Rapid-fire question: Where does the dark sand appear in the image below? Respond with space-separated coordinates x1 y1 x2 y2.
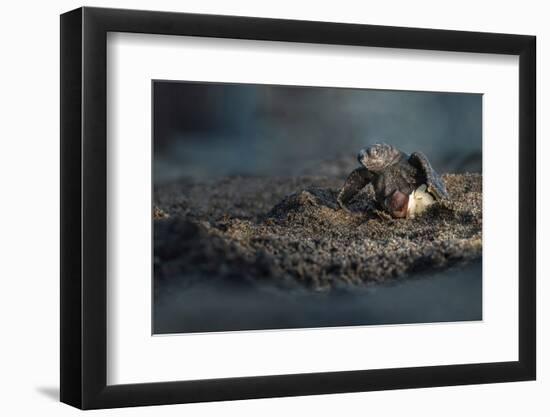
154 173 481 290
154 260 482 334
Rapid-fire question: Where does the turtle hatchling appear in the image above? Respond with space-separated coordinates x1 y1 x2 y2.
337 143 448 218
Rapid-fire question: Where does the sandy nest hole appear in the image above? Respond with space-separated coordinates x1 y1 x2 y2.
154 173 482 289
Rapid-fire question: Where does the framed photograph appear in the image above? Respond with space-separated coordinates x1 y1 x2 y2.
60 6 536 409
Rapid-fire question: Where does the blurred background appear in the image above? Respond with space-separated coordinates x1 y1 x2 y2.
153 81 482 183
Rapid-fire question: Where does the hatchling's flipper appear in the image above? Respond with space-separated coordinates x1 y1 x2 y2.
337 167 373 210
408 152 449 201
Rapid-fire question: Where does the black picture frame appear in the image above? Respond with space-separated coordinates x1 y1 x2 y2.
60 6 536 410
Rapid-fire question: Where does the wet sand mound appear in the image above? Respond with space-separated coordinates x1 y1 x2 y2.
154 173 482 290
